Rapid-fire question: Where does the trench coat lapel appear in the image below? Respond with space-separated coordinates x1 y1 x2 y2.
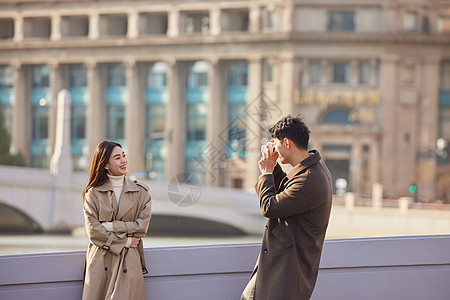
287 150 321 181
97 181 117 220
116 178 140 220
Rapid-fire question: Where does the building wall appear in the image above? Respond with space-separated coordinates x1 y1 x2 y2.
0 0 449 199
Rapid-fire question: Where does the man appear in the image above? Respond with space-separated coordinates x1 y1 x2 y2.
241 115 332 300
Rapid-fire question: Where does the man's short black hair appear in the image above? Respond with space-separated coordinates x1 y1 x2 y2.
269 115 310 150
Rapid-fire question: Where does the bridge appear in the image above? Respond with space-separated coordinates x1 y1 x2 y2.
3 162 450 237
0 164 267 235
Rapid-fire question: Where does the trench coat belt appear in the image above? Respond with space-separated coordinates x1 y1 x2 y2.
100 233 116 255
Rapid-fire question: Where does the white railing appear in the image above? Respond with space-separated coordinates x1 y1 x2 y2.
1 236 450 300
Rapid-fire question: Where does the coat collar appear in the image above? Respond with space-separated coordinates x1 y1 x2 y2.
287 150 321 180
97 176 140 193
96 177 140 220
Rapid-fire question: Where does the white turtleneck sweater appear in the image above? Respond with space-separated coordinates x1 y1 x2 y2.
102 174 132 248
107 173 124 204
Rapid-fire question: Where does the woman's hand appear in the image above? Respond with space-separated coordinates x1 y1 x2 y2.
130 237 141 248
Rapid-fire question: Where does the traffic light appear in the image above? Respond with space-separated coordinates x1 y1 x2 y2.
408 184 417 194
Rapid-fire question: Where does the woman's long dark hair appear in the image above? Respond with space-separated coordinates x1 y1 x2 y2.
82 141 122 202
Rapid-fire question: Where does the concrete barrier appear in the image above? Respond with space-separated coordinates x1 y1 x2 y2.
1 236 450 300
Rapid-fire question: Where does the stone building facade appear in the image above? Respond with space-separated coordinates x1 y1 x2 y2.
0 0 449 201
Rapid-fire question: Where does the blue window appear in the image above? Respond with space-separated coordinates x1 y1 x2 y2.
185 61 209 183
310 61 321 84
106 63 126 145
323 109 352 124
331 62 351 84
31 65 50 168
0 65 13 136
327 11 355 32
145 62 168 181
68 64 88 171
226 60 248 159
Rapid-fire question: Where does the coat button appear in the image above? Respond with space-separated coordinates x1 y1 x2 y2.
123 269 127 273
104 267 108 271
264 249 268 254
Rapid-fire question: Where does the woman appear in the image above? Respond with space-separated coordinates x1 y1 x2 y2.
82 141 152 300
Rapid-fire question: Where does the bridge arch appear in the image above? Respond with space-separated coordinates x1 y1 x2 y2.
0 201 43 233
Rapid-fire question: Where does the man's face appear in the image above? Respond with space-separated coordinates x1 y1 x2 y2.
272 138 288 163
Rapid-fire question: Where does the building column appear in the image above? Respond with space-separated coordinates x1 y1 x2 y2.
351 60 358 86
245 57 263 191
51 14 61 41
279 55 295 116
369 138 381 193
205 59 226 186
127 11 139 39
380 54 399 197
417 58 440 201
301 59 310 86
11 63 30 164
249 5 261 33
209 7 221 36
281 3 293 32
14 16 23 42
125 60 145 174
167 9 180 37
320 59 327 85
165 60 185 181
48 63 66 161
370 59 378 87
86 62 105 163
89 13 99 40
350 141 362 194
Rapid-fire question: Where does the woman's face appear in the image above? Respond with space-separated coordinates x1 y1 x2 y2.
105 146 128 176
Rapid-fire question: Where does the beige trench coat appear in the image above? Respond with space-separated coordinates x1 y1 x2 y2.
82 177 152 300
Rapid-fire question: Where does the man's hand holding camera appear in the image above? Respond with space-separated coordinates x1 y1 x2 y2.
259 141 278 174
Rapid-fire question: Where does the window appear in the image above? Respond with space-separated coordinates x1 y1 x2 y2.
404 12 418 31
146 62 167 88
139 13 168 35
263 60 277 82
107 64 126 87
359 62 371 85
187 61 209 87
0 65 13 88
69 65 87 88
71 105 86 139
183 12 209 35
99 15 127 37
441 62 450 90
23 17 51 38
106 105 125 140
32 66 50 88
438 9 450 33
331 62 351 84
227 61 248 86
261 7 278 30
61 16 89 38
186 104 207 141
402 64 415 85
221 9 249 32
226 61 248 160
310 61 321 84
327 12 355 32
0 19 14 40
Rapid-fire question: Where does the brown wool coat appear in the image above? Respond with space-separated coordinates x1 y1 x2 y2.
252 150 332 300
82 177 152 300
